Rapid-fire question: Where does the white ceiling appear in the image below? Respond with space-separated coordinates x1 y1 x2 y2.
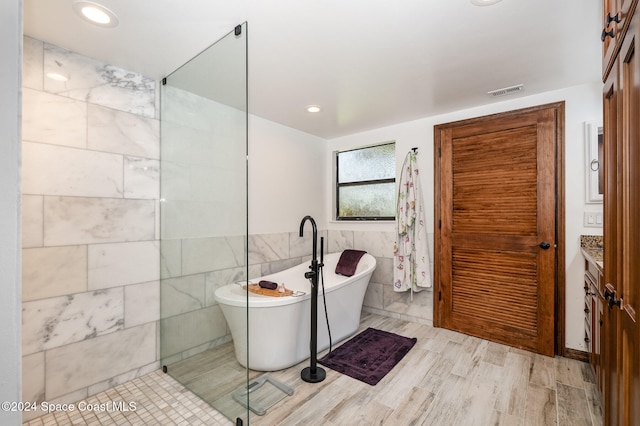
23 0 603 139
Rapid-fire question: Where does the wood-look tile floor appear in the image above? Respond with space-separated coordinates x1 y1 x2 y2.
248 313 603 426
24 312 604 425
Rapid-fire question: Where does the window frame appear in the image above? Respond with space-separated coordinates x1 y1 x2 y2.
335 141 396 221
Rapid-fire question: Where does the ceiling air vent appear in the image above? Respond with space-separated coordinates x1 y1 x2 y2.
487 84 524 97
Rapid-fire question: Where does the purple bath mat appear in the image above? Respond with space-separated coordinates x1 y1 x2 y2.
319 327 417 386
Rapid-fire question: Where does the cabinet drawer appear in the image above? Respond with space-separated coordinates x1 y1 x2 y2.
587 261 599 286
585 269 601 297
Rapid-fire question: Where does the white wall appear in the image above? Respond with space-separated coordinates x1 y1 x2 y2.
0 0 22 424
248 114 327 234
327 81 603 352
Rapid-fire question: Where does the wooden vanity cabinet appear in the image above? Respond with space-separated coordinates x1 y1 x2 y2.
596 271 607 398
584 259 604 388
584 278 592 354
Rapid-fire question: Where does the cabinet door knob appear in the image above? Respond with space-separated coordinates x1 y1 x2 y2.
607 296 622 309
602 28 615 42
539 241 551 250
606 12 621 26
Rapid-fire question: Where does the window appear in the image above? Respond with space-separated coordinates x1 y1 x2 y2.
335 142 396 220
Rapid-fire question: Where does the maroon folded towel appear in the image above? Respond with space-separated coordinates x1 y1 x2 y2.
258 280 278 290
335 250 367 277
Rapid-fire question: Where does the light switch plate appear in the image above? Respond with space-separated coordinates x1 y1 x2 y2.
584 211 603 228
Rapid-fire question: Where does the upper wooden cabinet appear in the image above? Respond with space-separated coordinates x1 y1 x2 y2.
602 0 617 75
602 0 638 79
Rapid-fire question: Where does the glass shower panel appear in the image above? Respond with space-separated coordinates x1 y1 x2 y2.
160 23 248 424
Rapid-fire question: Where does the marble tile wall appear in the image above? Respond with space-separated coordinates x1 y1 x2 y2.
21 36 160 421
327 229 435 326
244 229 434 326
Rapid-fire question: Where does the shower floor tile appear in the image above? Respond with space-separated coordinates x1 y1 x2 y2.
22 369 229 426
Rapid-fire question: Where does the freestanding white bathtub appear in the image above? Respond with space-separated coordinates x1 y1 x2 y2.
214 251 376 371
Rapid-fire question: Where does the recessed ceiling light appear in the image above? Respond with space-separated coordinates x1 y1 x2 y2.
72 1 119 27
306 105 321 113
471 0 502 6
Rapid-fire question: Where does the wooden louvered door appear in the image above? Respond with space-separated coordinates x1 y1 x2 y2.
434 104 562 357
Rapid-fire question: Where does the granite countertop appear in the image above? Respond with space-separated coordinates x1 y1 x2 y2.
580 235 603 272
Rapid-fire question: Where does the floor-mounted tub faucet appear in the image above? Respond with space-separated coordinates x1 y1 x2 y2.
299 215 317 280
299 215 326 383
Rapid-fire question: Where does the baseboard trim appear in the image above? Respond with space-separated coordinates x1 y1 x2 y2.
564 347 590 362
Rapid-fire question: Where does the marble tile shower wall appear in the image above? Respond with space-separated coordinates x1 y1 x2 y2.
21 37 160 420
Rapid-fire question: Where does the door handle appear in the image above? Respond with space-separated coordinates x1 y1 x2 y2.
539 241 551 250
604 283 622 309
